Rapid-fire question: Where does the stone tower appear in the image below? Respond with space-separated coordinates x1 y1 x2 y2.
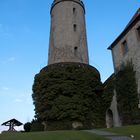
32 0 103 130
48 0 89 65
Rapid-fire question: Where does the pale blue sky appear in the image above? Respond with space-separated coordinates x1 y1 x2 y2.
0 0 139 131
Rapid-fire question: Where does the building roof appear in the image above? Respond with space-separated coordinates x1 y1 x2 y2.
103 73 115 88
2 118 23 126
108 8 140 50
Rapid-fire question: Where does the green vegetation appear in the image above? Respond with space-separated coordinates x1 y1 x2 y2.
103 62 140 125
0 131 108 140
115 63 140 125
103 74 115 110
30 121 44 132
32 63 105 130
102 125 140 140
23 119 44 132
24 122 31 132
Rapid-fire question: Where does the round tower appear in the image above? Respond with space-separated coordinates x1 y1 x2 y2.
32 0 104 130
48 0 89 65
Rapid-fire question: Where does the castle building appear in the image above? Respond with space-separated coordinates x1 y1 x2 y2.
107 8 140 127
108 8 140 104
33 0 140 129
108 8 140 74
48 0 89 65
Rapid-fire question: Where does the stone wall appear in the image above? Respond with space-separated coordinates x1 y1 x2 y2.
48 0 89 65
107 18 140 128
112 20 140 94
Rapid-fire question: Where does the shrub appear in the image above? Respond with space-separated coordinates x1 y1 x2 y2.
32 62 104 130
30 122 44 132
24 122 31 132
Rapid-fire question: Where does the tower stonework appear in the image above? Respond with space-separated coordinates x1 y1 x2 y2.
32 0 103 130
48 0 89 64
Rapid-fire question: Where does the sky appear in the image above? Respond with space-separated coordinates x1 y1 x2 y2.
0 0 139 132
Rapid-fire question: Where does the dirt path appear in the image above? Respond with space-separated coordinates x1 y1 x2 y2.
85 129 134 140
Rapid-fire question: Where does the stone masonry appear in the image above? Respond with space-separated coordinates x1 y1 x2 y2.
48 0 89 65
111 13 140 98
107 9 140 127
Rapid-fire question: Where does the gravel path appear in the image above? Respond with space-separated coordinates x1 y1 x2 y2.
85 129 135 140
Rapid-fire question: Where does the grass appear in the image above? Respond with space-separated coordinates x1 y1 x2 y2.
0 130 108 140
102 125 140 140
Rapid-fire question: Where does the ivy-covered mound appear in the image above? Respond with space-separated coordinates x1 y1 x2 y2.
32 62 105 130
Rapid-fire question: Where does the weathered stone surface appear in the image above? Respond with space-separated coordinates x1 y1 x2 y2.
109 13 140 127
72 122 83 129
48 0 89 64
111 20 140 94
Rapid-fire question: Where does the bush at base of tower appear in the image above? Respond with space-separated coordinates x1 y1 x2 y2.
32 62 105 130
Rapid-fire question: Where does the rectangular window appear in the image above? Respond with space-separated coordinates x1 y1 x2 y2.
136 26 140 40
73 8 76 14
121 40 128 56
73 24 77 32
74 46 78 56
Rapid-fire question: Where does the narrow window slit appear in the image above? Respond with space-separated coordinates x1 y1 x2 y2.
73 24 77 32
73 8 76 14
121 40 128 56
74 46 78 56
136 26 140 41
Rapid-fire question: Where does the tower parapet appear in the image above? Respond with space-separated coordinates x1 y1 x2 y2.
51 0 85 14
48 0 89 65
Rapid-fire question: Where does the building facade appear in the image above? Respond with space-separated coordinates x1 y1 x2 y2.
107 8 140 127
108 8 140 102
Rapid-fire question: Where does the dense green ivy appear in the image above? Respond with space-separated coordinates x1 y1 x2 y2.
103 63 140 126
115 63 140 125
32 63 105 130
103 74 115 110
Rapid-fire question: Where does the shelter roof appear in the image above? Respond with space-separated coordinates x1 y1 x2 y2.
2 118 23 126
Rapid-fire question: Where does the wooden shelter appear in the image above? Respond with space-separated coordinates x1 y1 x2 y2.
2 118 23 131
